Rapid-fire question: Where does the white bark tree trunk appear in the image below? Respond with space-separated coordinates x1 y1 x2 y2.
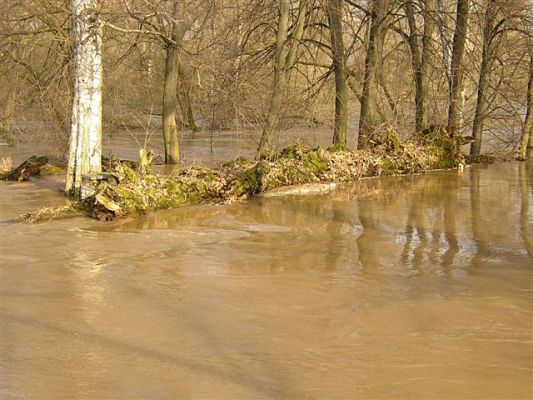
66 0 103 198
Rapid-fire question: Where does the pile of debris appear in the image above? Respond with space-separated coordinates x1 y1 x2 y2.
16 129 467 222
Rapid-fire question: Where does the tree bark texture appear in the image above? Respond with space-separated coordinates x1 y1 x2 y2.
162 0 182 164
447 0 470 135
66 0 103 198
405 0 435 132
327 0 348 146
358 0 390 149
257 0 308 157
471 0 496 155
518 54 533 160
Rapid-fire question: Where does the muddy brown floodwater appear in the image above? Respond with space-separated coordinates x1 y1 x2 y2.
1 159 532 399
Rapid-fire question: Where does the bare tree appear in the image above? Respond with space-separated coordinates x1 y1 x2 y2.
66 0 103 197
517 53 532 160
326 0 348 146
404 0 436 132
470 0 497 155
256 0 309 157
447 0 470 135
358 0 390 149
162 0 182 164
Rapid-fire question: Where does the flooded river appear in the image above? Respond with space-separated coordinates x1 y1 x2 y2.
1 160 532 398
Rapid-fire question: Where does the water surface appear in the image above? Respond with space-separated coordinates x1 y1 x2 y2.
1 162 532 399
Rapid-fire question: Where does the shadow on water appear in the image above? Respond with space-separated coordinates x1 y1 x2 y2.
2 314 296 397
3 312 293 398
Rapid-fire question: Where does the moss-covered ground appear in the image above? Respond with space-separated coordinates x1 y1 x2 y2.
17 130 469 222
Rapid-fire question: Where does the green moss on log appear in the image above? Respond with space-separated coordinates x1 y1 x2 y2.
17 129 466 222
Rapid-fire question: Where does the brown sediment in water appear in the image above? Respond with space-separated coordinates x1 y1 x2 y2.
16 130 470 223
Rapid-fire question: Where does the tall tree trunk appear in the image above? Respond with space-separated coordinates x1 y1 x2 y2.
470 0 496 155
327 0 348 146
358 0 390 149
66 0 103 198
257 0 308 157
420 0 435 130
447 0 470 135
518 54 533 160
162 1 181 164
437 0 453 86
405 0 435 132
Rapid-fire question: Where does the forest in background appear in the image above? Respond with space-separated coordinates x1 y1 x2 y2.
0 0 532 162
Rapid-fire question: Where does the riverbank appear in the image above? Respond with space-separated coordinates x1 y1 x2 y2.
14 129 475 223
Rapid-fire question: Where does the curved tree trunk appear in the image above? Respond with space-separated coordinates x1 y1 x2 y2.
447 0 470 135
327 0 348 146
66 0 103 198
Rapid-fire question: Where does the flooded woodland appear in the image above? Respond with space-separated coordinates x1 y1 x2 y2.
1 0 533 398
1 130 532 398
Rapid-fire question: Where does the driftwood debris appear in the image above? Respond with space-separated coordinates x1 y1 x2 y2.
1 156 65 182
260 182 338 197
15 131 473 223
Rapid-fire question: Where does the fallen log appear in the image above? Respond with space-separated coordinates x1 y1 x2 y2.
260 182 338 197
1 156 65 181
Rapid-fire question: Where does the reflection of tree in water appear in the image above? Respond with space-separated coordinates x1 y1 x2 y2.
355 173 462 274
470 167 488 266
394 172 461 273
441 176 460 270
356 199 379 275
400 192 429 272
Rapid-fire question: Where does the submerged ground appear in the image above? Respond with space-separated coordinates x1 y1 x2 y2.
1 158 532 398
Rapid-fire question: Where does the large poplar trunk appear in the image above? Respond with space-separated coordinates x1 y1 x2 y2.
447 0 470 135
327 0 348 146
405 0 435 132
66 0 103 198
358 0 390 149
162 1 181 164
518 54 533 160
470 0 496 155
257 0 308 157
